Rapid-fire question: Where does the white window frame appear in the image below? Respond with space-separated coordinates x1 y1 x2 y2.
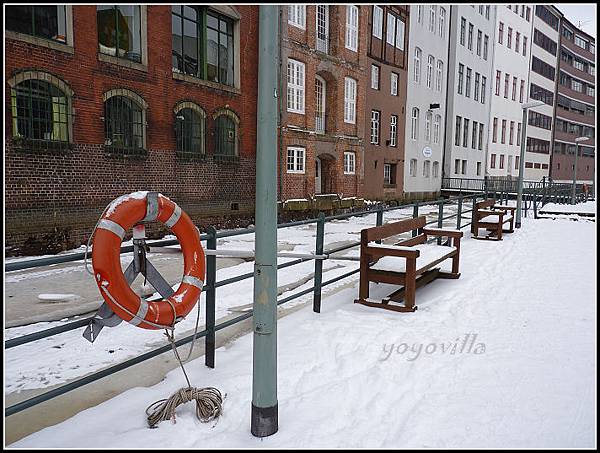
433 114 441 144
436 60 443 92
414 47 421 83
344 151 356 174
386 12 396 46
371 64 380 90
426 55 434 89
345 5 359 52
370 110 380 144
425 111 432 142
287 58 305 114
411 107 419 141
372 6 383 39
433 161 440 178
409 159 417 177
428 5 436 33
439 8 445 37
288 5 306 30
390 114 397 146
344 77 357 124
287 146 305 173
384 163 392 184
391 72 398 96
396 17 405 50
423 160 431 178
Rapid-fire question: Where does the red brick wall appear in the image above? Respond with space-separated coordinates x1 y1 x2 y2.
5 5 259 254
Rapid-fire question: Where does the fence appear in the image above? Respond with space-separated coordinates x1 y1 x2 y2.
2 190 537 417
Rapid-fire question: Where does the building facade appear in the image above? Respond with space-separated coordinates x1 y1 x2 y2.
444 4 496 182
551 17 595 183
5 5 259 254
403 4 450 200
525 5 562 180
363 5 410 201
279 5 367 201
487 5 534 180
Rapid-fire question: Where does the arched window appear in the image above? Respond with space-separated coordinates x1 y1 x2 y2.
9 71 73 150
411 107 419 140
213 108 240 161
414 47 422 83
103 89 147 152
174 102 206 157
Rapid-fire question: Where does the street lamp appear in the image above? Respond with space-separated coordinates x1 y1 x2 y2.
572 136 590 204
516 100 545 228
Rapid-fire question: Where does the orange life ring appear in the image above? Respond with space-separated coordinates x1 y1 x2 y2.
91 191 205 330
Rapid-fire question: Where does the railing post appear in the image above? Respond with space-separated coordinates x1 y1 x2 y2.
375 204 384 244
533 188 538 219
437 199 444 245
313 213 325 313
484 175 489 199
542 176 547 206
456 194 463 230
205 226 217 368
412 203 419 237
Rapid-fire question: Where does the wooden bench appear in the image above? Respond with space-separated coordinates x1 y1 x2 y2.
354 216 462 312
471 199 516 241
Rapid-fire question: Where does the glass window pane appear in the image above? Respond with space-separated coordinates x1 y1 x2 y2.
117 5 141 62
34 6 62 41
183 6 197 21
207 28 219 82
6 6 33 35
183 18 198 76
172 14 183 72
97 6 117 55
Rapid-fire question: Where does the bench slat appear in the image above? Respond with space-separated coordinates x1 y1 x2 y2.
365 216 426 242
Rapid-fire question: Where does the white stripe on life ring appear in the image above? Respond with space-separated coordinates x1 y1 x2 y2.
97 219 126 240
129 298 149 326
182 275 204 290
164 204 182 229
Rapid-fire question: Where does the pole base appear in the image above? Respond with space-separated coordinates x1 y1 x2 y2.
251 403 278 437
515 222 521 229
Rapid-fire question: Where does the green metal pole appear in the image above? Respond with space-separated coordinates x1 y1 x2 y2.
571 142 579 204
412 204 419 237
313 213 325 313
251 4 279 438
456 194 463 230
515 106 527 228
205 226 217 368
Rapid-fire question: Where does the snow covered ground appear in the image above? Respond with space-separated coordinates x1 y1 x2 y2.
539 200 596 215
8 211 596 448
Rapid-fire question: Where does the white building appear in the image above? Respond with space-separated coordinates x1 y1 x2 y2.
443 5 496 181
487 4 534 180
525 4 562 180
403 4 450 200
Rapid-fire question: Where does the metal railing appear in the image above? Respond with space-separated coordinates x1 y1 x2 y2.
5 191 522 417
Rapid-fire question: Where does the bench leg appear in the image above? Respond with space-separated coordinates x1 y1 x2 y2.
497 224 503 240
404 259 417 311
357 257 369 302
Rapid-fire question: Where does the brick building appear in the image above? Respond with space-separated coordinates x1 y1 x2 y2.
279 5 367 202
551 16 595 183
363 5 410 201
5 5 259 254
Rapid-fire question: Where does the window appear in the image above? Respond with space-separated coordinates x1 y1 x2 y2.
507 27 512 49
414 47 422 83
344 152 356 174
391 72 398 96
501 119 506 144
439 8 445 37
528 111 552 130
214 109 239 158
103 92 146 151
454 159 461 174
490 154 496 169
476 162 482 176
465 68 472 98
574 35 588 50
531 56 555 81
454 115 462 146
425 111 432 142
384 163 392 184
530 83 554 105
462 160 467 175
6 5 68 44
98 5 142 63
468 23 473 50
171 7 235 87
344 77 357 124
519 80 525 103
411 108 419 140
455 116 462 146
433 161 440 178
512 76 517 101
390 115 397 146
417 5 423 24
372 6 383 39
370 110 380 144
10 75 71 146
495 70 501 96
371 64 380 90
509 121 514 145
571 79 583 92
436 61 443 92
458 64 464 95
346 5 359 51
386 12 396 46
471 121 477 149
396 17 405 50
504 73 509 98
483 35 489 60
499 154 505 170
423 160 431 178
428 5 436 33
460 17 466 45
477 30 482 56
526 7 531 21
498 22 504 44
515 32 520 54
315 76 326 133
515 155 520 170
492 117 498 143
463 118 469 147
409 160 417 177
517 123 521 146
287 59 305 114
288 5 306 29
481 76 486 104
427 55 434 89
535 6 558 31
523 36 527 56
434 114 441 144
316 5 329 53
534 29 557 56
175 104 206 156
478 123 484 150
287 146 305 173
474 73 480 101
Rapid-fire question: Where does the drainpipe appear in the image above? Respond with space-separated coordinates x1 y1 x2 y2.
440 6 453 183
251 5 279 438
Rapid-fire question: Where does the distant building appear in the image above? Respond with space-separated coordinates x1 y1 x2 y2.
403 4 450 201
362 5 410 201
444 5 496 182
551 16 595 183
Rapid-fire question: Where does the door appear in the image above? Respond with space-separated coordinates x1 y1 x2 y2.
315 158 322 194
